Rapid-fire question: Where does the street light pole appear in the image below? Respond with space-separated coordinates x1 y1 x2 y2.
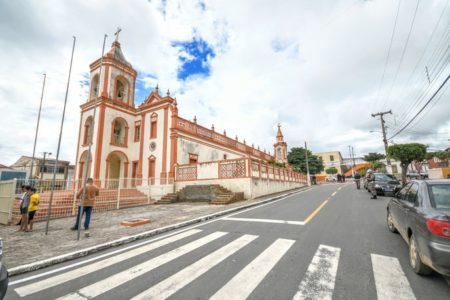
348 145 354 177
29 73 46 183
40 151 52 180
305 141 311 186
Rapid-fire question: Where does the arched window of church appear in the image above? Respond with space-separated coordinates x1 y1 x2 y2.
111 118 128 147
83 117 93 145
90 75 99 100
115 78 129 103
277 148 282 159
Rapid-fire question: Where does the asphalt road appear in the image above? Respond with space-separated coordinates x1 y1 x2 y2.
6 183 450 299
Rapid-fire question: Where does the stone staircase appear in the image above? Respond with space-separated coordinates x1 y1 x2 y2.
156 193 179 204
157 184 245 205
210 185 245 205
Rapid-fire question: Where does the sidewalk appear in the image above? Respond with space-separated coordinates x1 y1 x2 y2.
1 188 307 270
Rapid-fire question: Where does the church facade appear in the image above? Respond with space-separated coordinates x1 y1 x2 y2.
75 39 298 197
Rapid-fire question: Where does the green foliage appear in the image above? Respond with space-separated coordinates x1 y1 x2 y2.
288 147 324 174
372 161 386 171
434 150 450 161
363 152 386 163
388 143 427 185
325 167 338 174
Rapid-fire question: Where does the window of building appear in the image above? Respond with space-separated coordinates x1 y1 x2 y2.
150 113 158 139
111 118 128 147
134 121 141 142
223 154 227 160
330 155 335 161
115 77 129 103
83 117 93 145
189 153 198 164
90 75 99 100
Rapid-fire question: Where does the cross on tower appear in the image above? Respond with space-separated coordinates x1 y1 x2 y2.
114 27 122 42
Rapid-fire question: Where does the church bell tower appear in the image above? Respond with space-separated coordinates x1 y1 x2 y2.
274 124 288 165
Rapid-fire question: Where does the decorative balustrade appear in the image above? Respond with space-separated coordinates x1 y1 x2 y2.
175 117 272 161
219 159 247 178
174 158 306 184
176 164 198 181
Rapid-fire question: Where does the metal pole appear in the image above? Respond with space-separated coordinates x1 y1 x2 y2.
348 145 354 177
351 147 356 173
45 37 76 235
29 73 46 184
305 141 311 186
77 34 108 240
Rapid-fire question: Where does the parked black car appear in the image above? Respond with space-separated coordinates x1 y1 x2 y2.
386 180 450 276
0 238 8 299
367 173 401 196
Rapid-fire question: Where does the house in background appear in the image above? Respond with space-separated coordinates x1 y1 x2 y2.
315 151 345 176
10 156 71 181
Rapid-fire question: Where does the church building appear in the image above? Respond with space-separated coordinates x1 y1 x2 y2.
75 38 299 199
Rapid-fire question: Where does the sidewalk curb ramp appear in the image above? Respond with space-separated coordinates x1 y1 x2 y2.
9 186 310 276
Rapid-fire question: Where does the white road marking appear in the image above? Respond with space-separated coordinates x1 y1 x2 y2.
11 188 311 287
211 238 295 300
223 217 305 226
293 244 341 300
56 231 228 300
371 254 417 300
131 234 259 300
14 229 202 297
331 191 337 196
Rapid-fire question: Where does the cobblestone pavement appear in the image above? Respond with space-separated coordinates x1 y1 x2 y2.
0 191 301 269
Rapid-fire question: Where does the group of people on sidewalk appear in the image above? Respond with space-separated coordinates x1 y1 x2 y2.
16 178 99 233
16 185 40 232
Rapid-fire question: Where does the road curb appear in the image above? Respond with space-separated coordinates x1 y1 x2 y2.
8 186 310 276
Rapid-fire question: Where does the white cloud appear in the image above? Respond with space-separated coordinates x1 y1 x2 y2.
0 0 448 166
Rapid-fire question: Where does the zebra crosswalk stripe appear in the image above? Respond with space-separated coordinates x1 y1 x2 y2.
293 244 341 300
56 231 228 300
211 238 295 300
130 234 259 300
14 229 202 297
371 253 417 300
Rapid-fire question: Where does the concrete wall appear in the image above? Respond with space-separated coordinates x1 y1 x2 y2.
177 137 242 165
250 178 305 198
136 184 174 200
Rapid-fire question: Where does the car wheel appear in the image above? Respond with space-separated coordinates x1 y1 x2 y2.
409 234 432 275
387 211 398 233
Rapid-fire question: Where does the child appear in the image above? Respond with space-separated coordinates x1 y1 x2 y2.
28 187 40 231
18 186 31 232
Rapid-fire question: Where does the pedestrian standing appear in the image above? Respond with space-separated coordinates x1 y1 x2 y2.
15 185 27 226
71 178 99 231
354 172 361 189
367 170 377 199
18 186 31 231
28 187 40 231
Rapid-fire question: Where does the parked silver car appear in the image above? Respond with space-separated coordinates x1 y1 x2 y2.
386 180 450 276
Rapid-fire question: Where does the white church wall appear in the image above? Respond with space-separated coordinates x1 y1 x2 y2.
250 178 304 198
142 107 167 178
77 108 99 178
175 178 253 199
177 136 242 165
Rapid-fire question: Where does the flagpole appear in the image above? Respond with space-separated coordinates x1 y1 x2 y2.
29 73 46 184
45 37 76 235
77 33 108 241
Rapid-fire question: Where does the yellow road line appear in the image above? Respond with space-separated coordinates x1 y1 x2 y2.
303 200 329 224
331 191 337 196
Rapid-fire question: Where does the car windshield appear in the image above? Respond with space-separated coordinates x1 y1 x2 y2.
429 184 450 209
374 174 396 181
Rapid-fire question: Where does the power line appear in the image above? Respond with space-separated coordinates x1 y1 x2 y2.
373 0 402 112
381 0 421 111
388 72 450 140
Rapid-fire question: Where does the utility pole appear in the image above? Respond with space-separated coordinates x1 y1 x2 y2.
371 110 392 173
40 151 52 180
305 141 311 186
348 145 354 177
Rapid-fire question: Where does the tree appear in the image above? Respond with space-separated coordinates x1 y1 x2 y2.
388 143 427 186
326 167 338 175
288 147 324 174
363 152 386 169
